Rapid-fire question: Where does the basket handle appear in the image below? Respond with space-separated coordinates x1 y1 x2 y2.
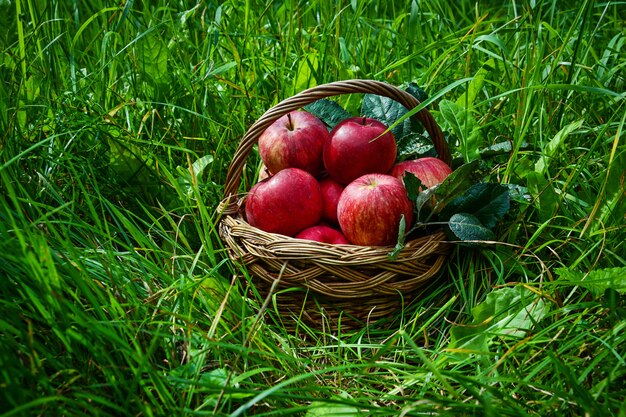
221 79 451 212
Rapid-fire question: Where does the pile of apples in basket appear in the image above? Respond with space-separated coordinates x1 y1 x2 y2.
245 96 514 248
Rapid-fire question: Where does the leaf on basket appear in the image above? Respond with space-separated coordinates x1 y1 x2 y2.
304 98 351 129
388 214 407 260
441 182 511 229
404 81 429 103
402 171 424 203
429 160 483 214
396 132 435 161
361 93 417 141
440 182 511 243
447 213 495 242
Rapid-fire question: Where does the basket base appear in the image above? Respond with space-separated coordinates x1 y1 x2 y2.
220 215 451 332
241 277 440 332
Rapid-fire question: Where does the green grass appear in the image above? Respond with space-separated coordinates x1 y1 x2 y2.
1 0 625 416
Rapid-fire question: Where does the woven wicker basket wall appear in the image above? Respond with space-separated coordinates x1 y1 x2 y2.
217 80 453 330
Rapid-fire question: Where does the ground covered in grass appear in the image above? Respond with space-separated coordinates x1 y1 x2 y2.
1 1 625 416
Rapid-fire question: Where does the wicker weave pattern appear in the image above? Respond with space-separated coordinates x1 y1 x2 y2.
217 80 452 329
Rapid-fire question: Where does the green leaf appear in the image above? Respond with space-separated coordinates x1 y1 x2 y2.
441 182 511 228
456 58 495 107
388 214 407 260
595 146 626 231
555 267 626 296
534 118 585 175
396 132 435 161
526 171 559 221
479 140 531 158
24 75 41 101
405 81 428 102
304 99 351 129
413 189 436 221
138 33 170 86
198 367 233 388
305 400 360 417
429 160 483 213
293 50 319 94
439 99 482 162
207 61 237 77
200 273 237 312
108 138 151 183
403 172 424 203
168 366 236 390
506 183 532 204
176 154 214 195
447 213 495 241
361 93 416 140
448 286 550 356
479 140 513 157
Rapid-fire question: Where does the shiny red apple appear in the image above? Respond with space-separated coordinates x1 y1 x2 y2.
245 168 323 237
389 157 452 189
318 177 345 225
258 110 330 178
337 173 413 246
295 224 350 244
323 117 397 185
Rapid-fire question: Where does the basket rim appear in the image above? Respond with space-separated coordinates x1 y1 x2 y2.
219 213 450 260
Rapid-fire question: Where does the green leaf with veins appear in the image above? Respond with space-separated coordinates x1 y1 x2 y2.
447 213 495 241
439 99 482 162
555 267 626 296
404 81 429 102
361 93 417 141
304 99 351 129
447 285 550 359
396 132 435 161
402 171 423 202
441 182 510 228
430 160 483 213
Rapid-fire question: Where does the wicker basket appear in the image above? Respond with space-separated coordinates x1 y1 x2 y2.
217 79 453 330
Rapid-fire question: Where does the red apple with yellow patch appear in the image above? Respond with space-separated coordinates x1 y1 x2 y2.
258 110 330 178
389 157 452 189
337 173 413 246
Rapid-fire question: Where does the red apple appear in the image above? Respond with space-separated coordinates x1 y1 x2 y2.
389 157 452 189
245 168 323 237
295 224 350 244
323 117 397 184
337 173 413 246
318 178 345 225
258 110 330 178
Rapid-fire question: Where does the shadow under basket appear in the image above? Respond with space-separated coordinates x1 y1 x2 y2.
217 79 454 331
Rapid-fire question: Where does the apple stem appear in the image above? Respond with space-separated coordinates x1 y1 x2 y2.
362 116 367 125
287 112 294 130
